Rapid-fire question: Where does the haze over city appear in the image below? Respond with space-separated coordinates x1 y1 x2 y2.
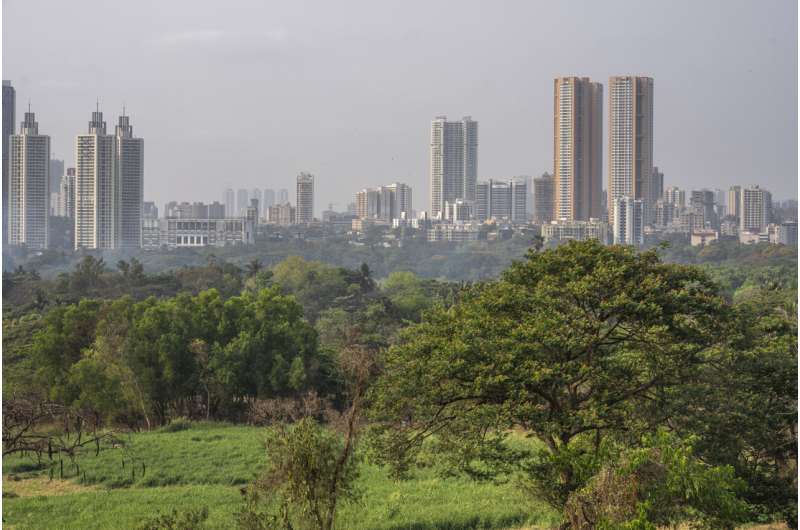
3 0 797 214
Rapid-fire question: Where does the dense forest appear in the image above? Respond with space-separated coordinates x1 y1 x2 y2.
2 239 797 529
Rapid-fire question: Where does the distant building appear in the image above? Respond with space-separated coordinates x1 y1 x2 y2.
3 80 16 245
427 222 483 242
263 189 275 208
296 173 314 223
541 219 609 245
533 172 555 224
553 77 603 221
223 188 235 218
57 168 76 219
429 115 478 218
608 76 654 225
75 109 117 250
148 218 254 249
691 230 719 247
9 109 50 249
278 188 289 204
663 186 685 210
355 182 412 222
208 201 225 219
246 198 259 226
268 202 295 226
727 186 742 220
690 189 717 229
475 178 527 223
49 158 64 202
612 196 644 246
443 199 472 222
116 114 144 248
236 188 249 217
740 185 772 233
143 201 158 219
251 188 263 218
774 221 797 246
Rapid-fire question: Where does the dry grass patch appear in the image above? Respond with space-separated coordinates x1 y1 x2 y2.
3 475 100 497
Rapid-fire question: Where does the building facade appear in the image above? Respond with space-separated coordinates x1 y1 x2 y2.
429 115 477 218
268 202 296 225
740 185 772 233
727 185 742 220
75 110 116 249
475 179 527 223
296 172 314 223
223 188 235 218
533 172 555 224
541 219 610 244
57 168 76 219
3 80 16 244
553 77 602 221
612 196 644 246
8 110 50 249
116 114 144 248
608 76 654 225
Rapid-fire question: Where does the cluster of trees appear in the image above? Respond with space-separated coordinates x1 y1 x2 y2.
4 254 454 428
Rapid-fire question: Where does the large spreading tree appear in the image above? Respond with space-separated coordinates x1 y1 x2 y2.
369 240 739 509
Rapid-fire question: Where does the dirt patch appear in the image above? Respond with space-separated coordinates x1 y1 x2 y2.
3 475 100 497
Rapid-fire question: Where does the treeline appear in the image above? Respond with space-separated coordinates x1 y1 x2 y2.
4 255 459 427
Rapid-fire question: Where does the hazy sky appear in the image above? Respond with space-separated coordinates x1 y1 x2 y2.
3 0 798 214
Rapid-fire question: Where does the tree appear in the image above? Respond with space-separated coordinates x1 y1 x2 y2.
239 343 376 530
368 240 732 513
245 258 263 278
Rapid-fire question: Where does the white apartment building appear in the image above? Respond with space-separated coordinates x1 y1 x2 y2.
740 185 772 233
57 168 76 219
613 196 644 246
429 116 477 218
608 76 654 225
8 110 50 249
75 110 117 250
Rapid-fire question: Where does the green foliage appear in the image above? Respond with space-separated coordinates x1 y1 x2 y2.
138 507 209 530
382 271 432 321
238 418 360 530
369 240 734 512
567 431 750 529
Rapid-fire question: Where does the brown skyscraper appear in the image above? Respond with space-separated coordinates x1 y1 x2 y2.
553 77 603 221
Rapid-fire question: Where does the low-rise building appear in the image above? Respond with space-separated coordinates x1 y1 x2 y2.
143 218 254 249
427 222 484 242
690 230 719 246
542 219 610 245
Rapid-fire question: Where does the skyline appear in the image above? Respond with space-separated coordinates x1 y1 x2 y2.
3 0 797 214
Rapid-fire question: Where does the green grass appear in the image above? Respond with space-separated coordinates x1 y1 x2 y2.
3 422 558 530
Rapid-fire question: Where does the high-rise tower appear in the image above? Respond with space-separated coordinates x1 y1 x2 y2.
429 116 478 218
75 108 117 249
296 172 314 223
3 80 16 244
9 109 50 249
553 77 602 221
608 76 654 225
116 113 144 248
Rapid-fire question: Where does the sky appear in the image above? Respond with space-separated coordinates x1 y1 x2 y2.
3 0 798 215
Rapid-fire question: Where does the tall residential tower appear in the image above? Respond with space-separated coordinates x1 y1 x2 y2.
75 109 117 249
9 109 50 249
3 80 16 244
608 76 654 225
553 77 603 221
116 114 144 248
429 116 477 218
296 172 314 223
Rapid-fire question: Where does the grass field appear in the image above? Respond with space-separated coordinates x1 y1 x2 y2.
2 422 559 530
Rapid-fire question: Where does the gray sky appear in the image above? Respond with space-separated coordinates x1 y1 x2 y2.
3 0 798 214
